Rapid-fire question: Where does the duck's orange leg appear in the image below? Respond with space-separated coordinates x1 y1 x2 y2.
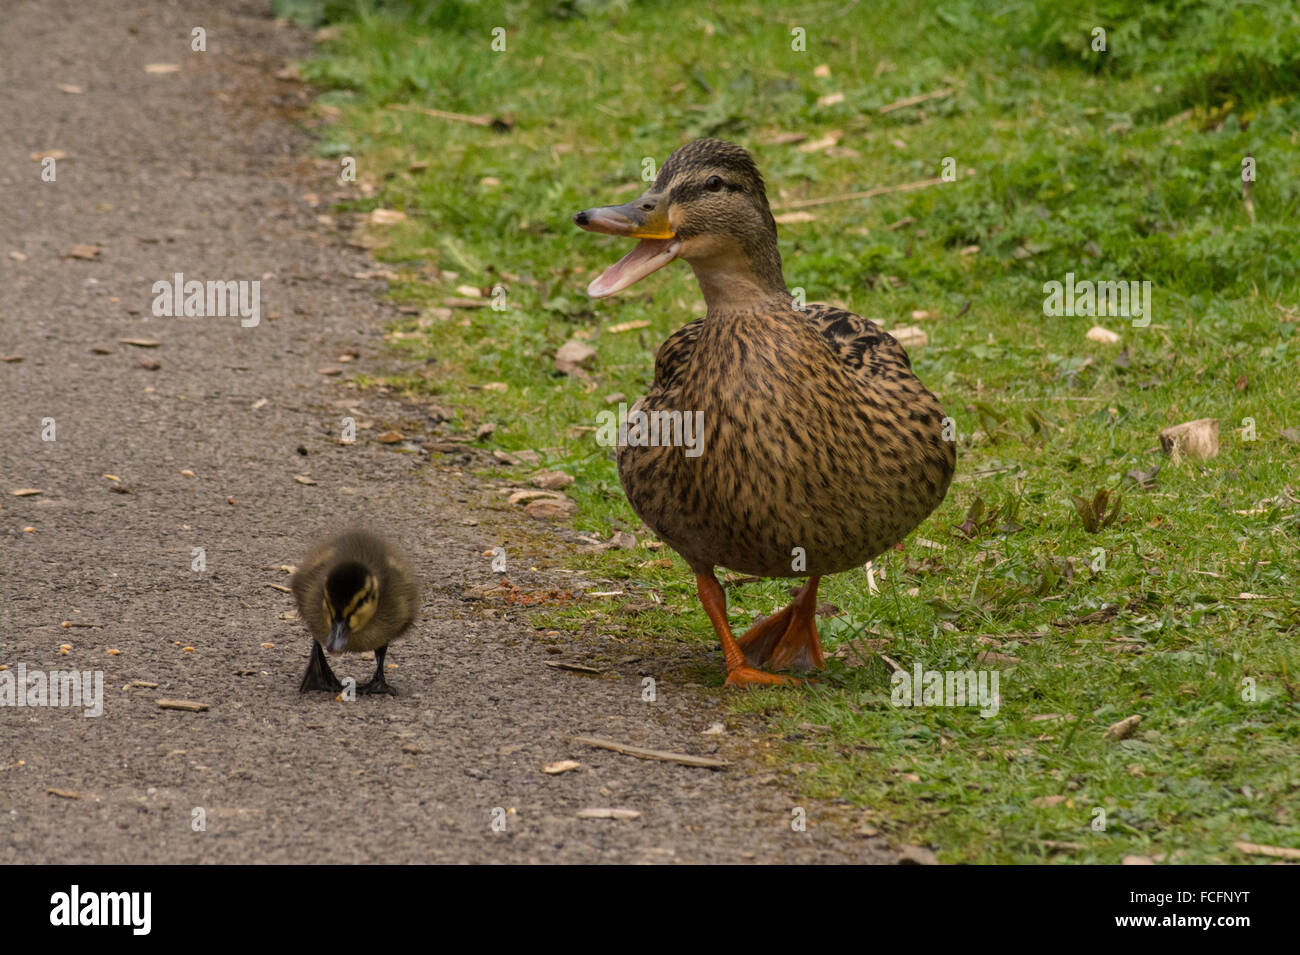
695 572 803 687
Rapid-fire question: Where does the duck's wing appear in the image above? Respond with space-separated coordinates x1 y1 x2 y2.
801 303 915 382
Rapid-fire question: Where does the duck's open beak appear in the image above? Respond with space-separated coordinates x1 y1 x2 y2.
573 194 679 298
326 619 349 656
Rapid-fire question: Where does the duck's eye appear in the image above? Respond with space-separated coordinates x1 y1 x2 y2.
705 175 724 192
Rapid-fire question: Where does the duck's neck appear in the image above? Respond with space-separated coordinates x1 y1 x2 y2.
688 239 787 313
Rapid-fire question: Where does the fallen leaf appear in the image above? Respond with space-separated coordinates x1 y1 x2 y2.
554 339 596 375
762 131 808 146
1160 418 1219 461
607 320 650 333
1104 714 1142 741
896 845 939 865
797 130 843 153
1234 841 1300 861
368 208 407 225
1086 325 1120 344
608 530 637 549
375 430 404 444
525 497 577 521
508 489 562 506
1125 465 1160 488
531 470 575 490
890 325 927 348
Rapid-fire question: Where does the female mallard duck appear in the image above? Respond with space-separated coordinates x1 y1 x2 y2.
291 530 420 695
574 138 955 687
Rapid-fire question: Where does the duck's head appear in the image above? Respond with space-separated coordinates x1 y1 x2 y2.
574 138 785 305
321 562 378 655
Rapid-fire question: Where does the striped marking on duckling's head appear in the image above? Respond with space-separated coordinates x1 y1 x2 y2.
324 562 380 636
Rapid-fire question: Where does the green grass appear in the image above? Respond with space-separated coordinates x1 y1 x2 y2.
283 0 1300 862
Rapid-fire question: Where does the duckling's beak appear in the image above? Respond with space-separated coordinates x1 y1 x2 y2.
326 619 349 655
573 195 680 298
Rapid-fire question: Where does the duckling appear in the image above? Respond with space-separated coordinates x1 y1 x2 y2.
291 530 420 695
574 138 955 687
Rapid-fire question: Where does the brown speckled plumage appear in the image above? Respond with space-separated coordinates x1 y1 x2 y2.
620 300 954 577
576 138 955 682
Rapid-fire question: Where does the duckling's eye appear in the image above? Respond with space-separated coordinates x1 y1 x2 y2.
705 175 724 192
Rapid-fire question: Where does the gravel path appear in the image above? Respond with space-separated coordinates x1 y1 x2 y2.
0 0 895 864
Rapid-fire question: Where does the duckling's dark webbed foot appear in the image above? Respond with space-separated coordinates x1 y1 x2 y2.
299 642 344 694
357 646 397 696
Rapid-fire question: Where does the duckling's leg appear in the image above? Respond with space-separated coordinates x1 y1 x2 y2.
766 576 825 672
696 572 803 687
357 645 397 696
299 641 343 694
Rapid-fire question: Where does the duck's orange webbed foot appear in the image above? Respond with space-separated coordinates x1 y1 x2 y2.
735 576 825 672
696 571 823 688
724 665 805 688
